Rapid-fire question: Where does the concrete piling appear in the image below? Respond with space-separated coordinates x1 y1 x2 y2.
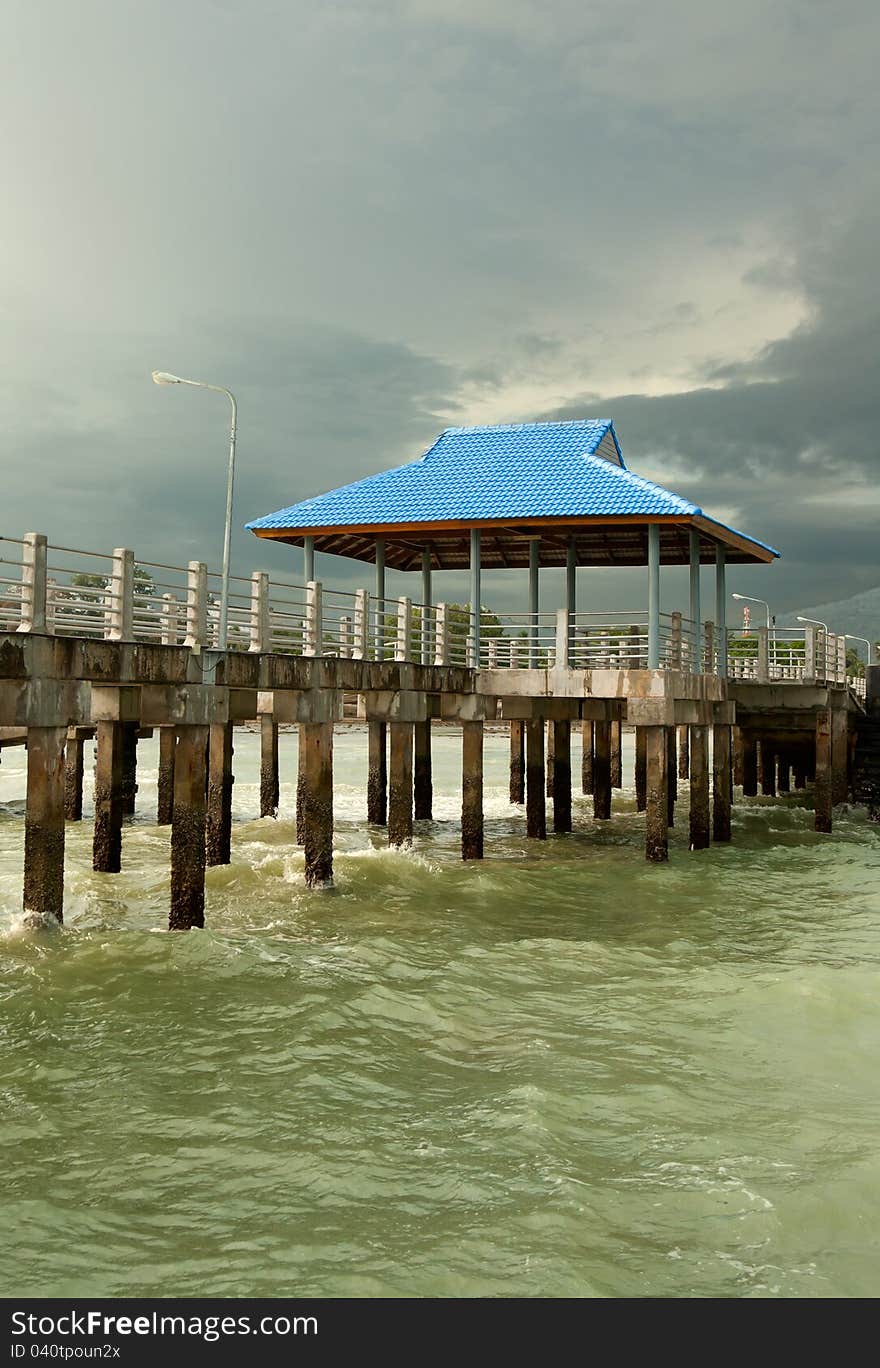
64 729 85 822
23 726 66 924
414 719 433 821
525 718 547 839
611 719 622 789
815 709 833 833
169 725 208 929
593 720 612 820
157 727 176 825
678 724 690 780
259 714 279 819
367 720 388 826
667 727 677 827
93 721 124 874
742 732 758 797
461 721 484 860
689 724 710 850
206 721 234 866
121 722 138 816
388 721 414 847
301 722 334 886
733 727 744 788
296 725 306 844
712 724 732 842
635 726 647 812
509 720 525 804
760 742 777 797
777 754 791 793
545 719 555 798
645 726 668 862
831 704 849 805
581 720 594 795
551 720 572 833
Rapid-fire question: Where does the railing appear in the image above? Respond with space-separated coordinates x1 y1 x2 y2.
3 531 866 692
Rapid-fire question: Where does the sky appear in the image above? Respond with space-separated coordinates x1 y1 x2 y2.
2 0 878 619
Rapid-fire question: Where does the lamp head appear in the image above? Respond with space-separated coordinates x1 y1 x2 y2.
732 593 744 601
152 371 183 385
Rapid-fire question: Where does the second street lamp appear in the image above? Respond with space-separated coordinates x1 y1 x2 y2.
152 370 237 649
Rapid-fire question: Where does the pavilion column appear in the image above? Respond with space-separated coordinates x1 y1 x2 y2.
647 525 660 669
461 721 484 860
367 720 387 825
420 548 432 665
689 529 702 670
469 528 481 667
645 726 668 862
566 539 576 654
635 726 647 811
593 720 612 820
509 720 525 804
581 720 594 794
551 720 572 833
528 539 540 669
375 538 386 659
525 718 546 839
712 724 733 841
715 546 728 676
303 536 315 585
414 719 433 820
388 722 414 847
689 724 710 849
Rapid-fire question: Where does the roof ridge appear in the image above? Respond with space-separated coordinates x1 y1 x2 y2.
441 418 610 435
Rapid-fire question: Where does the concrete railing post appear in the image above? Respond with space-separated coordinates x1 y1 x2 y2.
757 626 769 683
18 532 48 633
304 581 323 657
185 560 208 649
106 547 134 641
395 596 412 662
555 608 570 669
835 634 846 684
339 615 351 659
488 638 498 668
161 593 180 646
816 628 827 682
434 602 449 666
803 626 816 684
353 588 369 660
249 571 269 652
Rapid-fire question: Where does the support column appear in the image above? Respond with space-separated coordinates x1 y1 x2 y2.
64 731 84 822
469 527 481 668
831 704 849 805
421 549 433 665
712 724 732 842
793 755 808 790
461 721 484 860
733 727 744 788
93 721 124 873
689 529 702 670
611 719 622 789
551 720 572 833
121 722 138 816
565 539 576 649
647 525 660 669
301 722 334 887
414 718 433 820
375 538 386 659
689 725 710 850
635 726 647 812
581 720 594 794
667 727 677 827
760 742 777 797
815 710 832 833
388 722 414 847
367 720 387 825
525 718 546 839
593 720 612 820
742 732 758 797
715 546 728 676
296 726 306 844
157 727 176 825
528 539 540 669
206 721 234 866
303 536 315 585
23 726 66 924
509 720 525 804
545 718 554 797
170 725 208 929
259 714 279 819
677 725 689 780
777 754 791 793
645 726 668 862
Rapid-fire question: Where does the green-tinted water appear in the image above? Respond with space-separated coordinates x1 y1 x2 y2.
1 729 878 1298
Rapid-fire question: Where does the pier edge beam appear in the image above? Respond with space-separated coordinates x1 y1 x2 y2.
509 720 525 805
206 721 234 866
635 726 647 812
301 721 334 887
23 726 67 925
712 723 733 842
461 720 484 860
259 714 279 819
645 726 669 862
689 724 710 850
593 720 612 820
414 718 433 821
64 731 84 822
388 721 414 847
814 709 833 833
525 718 547 839
157 727 176 825
581 720 594 795
367 720 388 826
93 721 124 874
551 719 572 833
169 724 209 930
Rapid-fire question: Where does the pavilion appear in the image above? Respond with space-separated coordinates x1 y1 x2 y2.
246 419 778 673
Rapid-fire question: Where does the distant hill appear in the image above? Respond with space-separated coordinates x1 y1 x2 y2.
781 585 880 642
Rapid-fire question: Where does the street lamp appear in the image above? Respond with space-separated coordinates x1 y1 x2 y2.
731 592 770 628
845 634 876 665
797 615 828 633
152 371 237 649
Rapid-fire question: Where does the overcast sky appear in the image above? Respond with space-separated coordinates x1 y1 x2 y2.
2 0 878 616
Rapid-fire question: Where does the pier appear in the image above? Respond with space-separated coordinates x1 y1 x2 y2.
1 420 874 928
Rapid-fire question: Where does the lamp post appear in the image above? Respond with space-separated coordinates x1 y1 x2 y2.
152 370 237 649
732 592 770 628
797 615 828 632
845 634 876 666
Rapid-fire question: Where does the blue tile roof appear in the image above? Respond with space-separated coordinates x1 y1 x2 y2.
246 419 778 555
